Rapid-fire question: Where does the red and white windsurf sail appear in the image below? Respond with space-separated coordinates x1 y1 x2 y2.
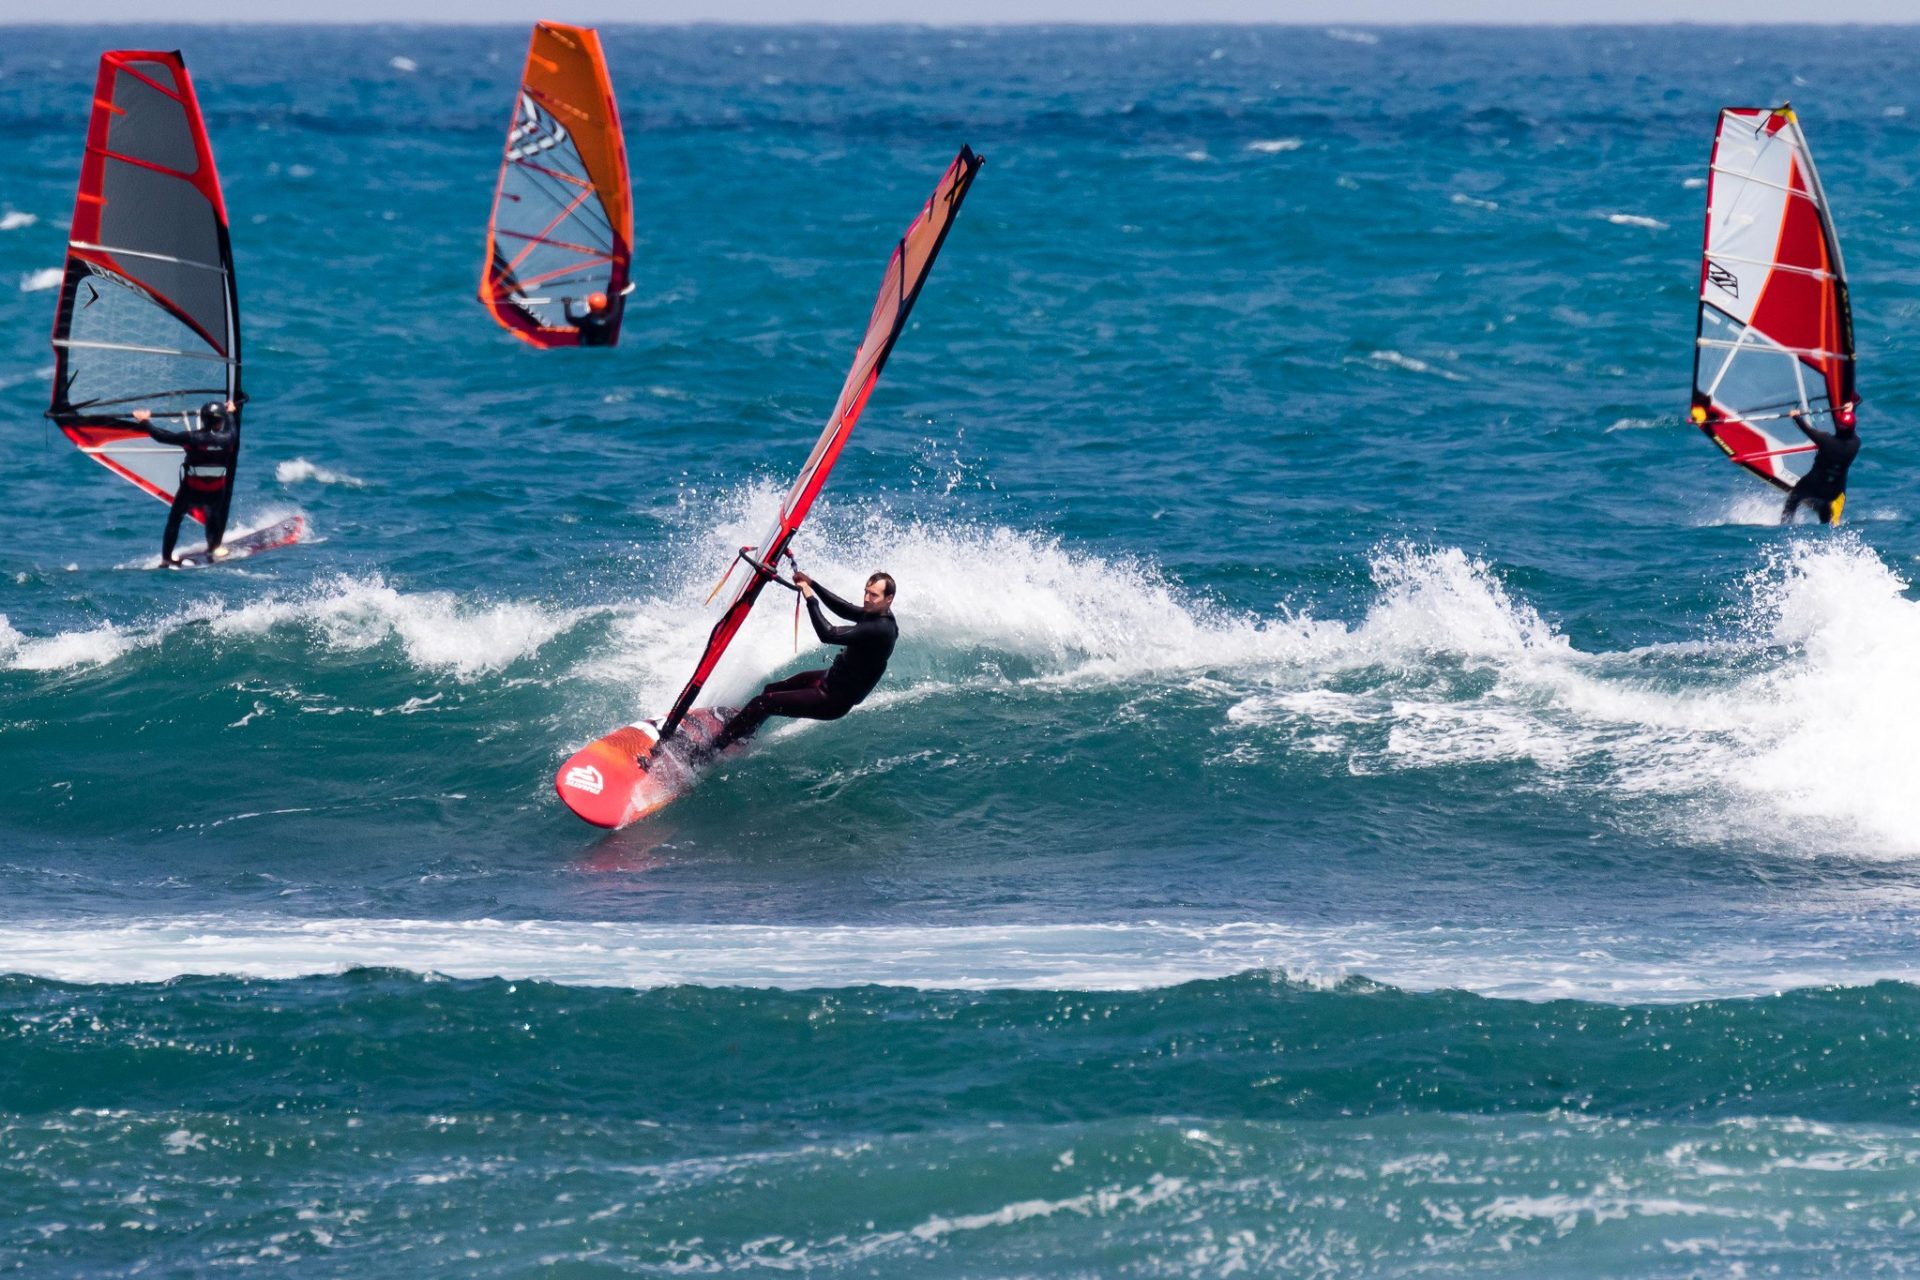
657 145 983 740
1691 105 1855 489
49 50 241 509
480 23 633 349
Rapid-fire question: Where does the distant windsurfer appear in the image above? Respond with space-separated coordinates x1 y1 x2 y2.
564 283 633 347
133 399 239 564
702 571 899 756
1781 405 1859 525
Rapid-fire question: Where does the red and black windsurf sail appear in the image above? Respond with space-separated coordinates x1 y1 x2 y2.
658 145 983 740
49 49 241 511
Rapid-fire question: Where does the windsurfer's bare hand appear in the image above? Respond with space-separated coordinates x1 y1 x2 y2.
793 570 814 598
133 409 150 422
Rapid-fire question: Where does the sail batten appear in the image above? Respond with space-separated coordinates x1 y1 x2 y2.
1691 104 1855 491
657 146 983 742
480 23 632 349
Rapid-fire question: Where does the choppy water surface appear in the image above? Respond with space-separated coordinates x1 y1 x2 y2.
4 23 1920 1276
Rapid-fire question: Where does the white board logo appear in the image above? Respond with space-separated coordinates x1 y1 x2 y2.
564 764 604 796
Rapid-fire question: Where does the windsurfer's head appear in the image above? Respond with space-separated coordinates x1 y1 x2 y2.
864 572 896 612
1836 405 1857 432
587 292 609 314
198 400 229 427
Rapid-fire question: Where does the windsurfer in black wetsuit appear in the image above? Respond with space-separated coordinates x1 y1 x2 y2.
704 571 899 755
1781 404 1859 525
563 289 621 347
133 399 239 564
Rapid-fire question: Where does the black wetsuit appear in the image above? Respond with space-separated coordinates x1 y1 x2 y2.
145 416 239 562
711 582 897 751
564 298 620 348
1781 414 1859 525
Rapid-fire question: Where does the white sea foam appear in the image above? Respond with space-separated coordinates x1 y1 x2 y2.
4 571 580 678
18 267 61 293
1362 350 1466 382
1605 212 1669 230
276 458 367 489
1246 138 1303 154
0 364 53 392
1728 541 1920 846
1700 491 1787 526
0 613 132 670
911 1177 1187 1241
574 487 1313 717
1217 538 1920 858
1683 177 1708 189
1450 193 1498 211
209 574 592 678
1326 27 1380 44
0 914 1912 1003
0 210 36 231
388 55 418 73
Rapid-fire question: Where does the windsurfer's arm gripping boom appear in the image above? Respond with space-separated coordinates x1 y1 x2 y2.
132 402 237 448
795 574 859 646
131 407 190 445
1791 411 1834 446
802 575 869 624
793 572 891 649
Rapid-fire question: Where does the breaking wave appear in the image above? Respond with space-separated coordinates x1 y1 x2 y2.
9 487 1919 856
1 913 1915 1002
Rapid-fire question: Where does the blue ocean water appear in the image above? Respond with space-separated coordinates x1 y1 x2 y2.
3 21 1920 1274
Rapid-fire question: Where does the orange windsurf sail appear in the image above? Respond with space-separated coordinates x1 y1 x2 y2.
480 23 633 349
